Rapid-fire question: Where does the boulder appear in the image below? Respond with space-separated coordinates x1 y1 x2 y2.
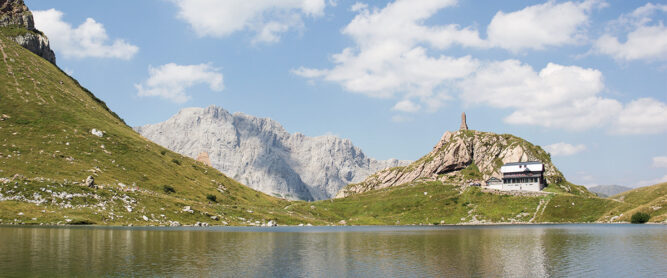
85 176 95 188
90 129 104 137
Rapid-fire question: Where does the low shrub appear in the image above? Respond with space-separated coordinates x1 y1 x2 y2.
631 212 650 224
171 159 181 165
163 185 175 194
206 194 217 203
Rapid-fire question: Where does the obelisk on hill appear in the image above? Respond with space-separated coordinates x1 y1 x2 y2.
460 112 468 130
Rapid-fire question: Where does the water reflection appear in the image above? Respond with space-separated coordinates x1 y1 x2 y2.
0 225 665 277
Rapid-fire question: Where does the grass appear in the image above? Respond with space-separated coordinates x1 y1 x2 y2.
286 181 621 225
605 182 667 223
0 28 323 226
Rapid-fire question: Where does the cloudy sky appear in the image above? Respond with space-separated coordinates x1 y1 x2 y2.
26 0 666 188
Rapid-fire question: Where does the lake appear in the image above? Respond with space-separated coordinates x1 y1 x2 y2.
0 224 665 277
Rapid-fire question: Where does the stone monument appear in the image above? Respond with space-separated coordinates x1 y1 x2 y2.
460 112 468 130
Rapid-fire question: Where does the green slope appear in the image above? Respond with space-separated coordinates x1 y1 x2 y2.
0 28 324 226
285 181 619 225
604 182 667 223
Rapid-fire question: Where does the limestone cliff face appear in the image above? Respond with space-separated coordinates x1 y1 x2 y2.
336 130 565 198
0 0 56 64
135 106 409 200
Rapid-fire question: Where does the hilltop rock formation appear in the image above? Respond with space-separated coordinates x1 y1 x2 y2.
196 152 212 167
336 129 566 198
135 106 409 200
0 0 55 64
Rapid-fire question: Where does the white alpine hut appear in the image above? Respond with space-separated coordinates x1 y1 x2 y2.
486 161 546 192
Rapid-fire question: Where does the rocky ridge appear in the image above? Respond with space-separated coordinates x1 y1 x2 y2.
336 129 567 198
135 106 409 200
0 0 55 64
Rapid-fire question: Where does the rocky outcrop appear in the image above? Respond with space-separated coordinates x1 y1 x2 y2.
336 130 565 198
0 0 56 64
135 106 409 200
196 152 212 166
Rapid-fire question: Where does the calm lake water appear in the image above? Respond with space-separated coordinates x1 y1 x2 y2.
0 224 665 277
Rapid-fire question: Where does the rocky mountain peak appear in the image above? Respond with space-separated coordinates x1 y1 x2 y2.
135 106 410 200
336 128 566 198
0 0 56 64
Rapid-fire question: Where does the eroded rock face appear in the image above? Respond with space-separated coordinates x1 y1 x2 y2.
0 0 56 64
0 0 33 28
135 106 409 200
196 152 212 167
336 130 565 198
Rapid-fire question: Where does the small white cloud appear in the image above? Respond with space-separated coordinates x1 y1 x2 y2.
392 100 421 113
652 156 667 168
33 9 138 60
614 98 667 135
593 3 667 61
169 0 326 43
636 174 667 187
595 25 667 61
350 2 368 12
135 63 223 103
487 0 604 52
544 142 587 156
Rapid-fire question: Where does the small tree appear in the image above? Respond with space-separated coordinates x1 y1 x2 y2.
163 185 175 194
631 212 650 224
206 194 217 203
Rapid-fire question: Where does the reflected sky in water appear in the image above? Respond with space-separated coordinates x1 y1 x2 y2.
0 225 665 277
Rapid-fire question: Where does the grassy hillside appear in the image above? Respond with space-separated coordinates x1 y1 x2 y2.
1 25 662 227
604 182 667 223
0 28 325 226
286 181 619 225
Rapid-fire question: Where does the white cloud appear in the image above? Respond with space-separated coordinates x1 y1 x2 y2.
459 60 622 130
135 63 223 103
392 100 421 113
169 0 326 43
487 0 604 52
32 9 138 60
350 2 368 12
294 0 483 113
544 142 587 156
614 98 667 134
594 3 667 61
653 156 667 168
636 174 667 187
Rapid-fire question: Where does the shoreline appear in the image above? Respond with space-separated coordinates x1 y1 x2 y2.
1 222 665 229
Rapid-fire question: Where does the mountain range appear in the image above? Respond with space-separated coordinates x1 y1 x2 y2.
0 0 664 226
135 106 409 201
588 185 633 197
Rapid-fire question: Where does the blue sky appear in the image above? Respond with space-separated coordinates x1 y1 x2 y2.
25 0 667 188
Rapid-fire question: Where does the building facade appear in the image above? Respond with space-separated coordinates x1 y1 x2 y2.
485 161 545 192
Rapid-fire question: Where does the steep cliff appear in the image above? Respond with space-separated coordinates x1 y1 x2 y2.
337 129 571 198
0 0 55 64
135 106 409 200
